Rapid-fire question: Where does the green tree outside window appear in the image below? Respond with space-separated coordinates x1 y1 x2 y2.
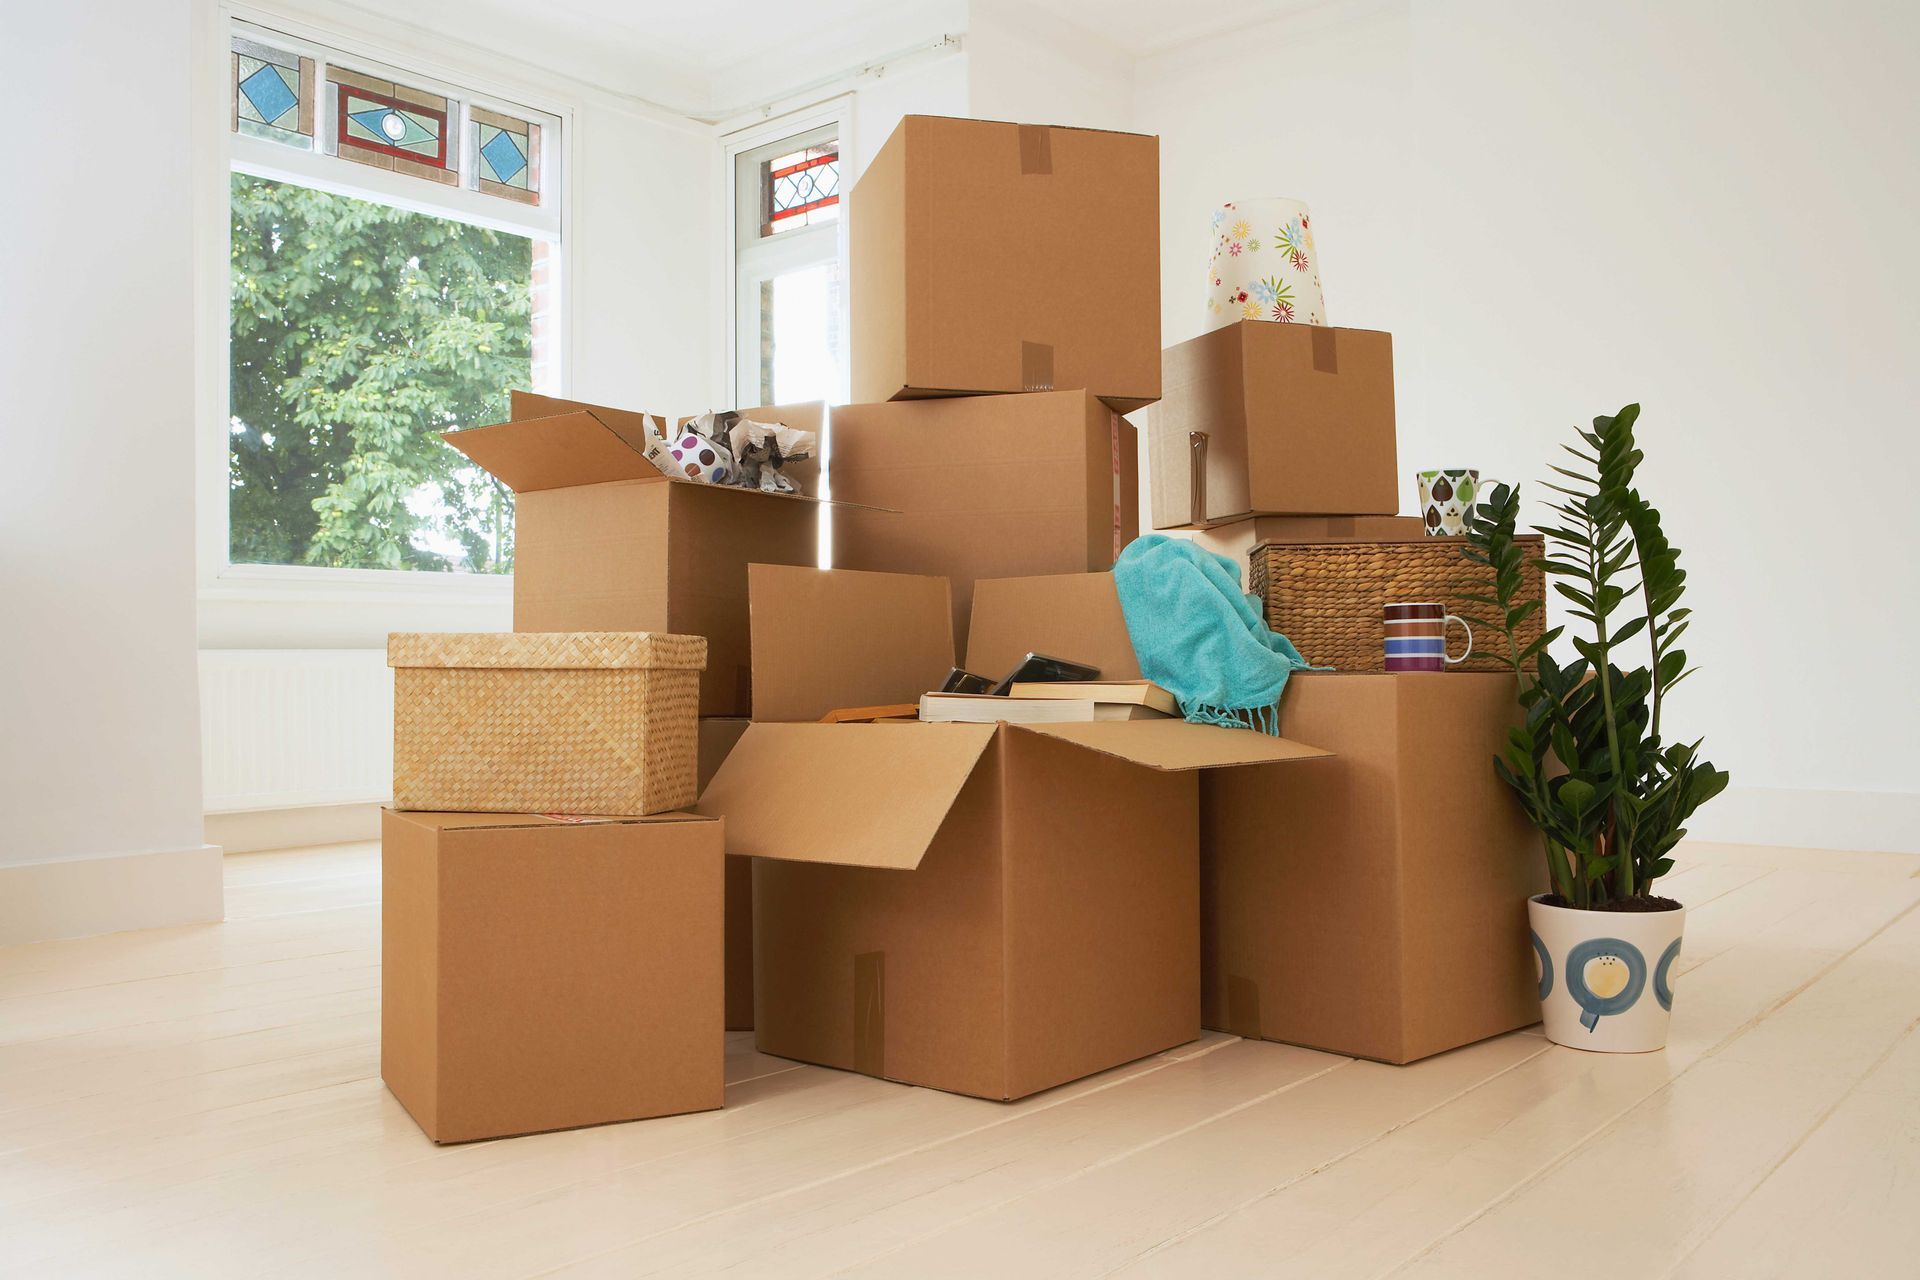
228 172 530 573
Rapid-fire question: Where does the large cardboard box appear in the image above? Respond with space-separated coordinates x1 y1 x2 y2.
697 565 1325 1101
850 115 1161 412
1190 514 1428 567
1202 673 1545 1064
381 809 723 1143
829 390 1137 648
697 718 754 1031
957 573 1543 1064
443 391 833 717
1150 323 1398 528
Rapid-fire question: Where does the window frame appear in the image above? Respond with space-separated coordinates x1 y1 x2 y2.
722 100 853 412
198 4 575 619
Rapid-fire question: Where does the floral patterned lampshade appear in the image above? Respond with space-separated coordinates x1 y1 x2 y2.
1205 198 1327 332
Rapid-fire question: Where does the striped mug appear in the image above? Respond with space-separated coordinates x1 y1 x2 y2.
1383 602 1472 672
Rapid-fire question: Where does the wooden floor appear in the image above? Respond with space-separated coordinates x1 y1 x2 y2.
1 842 1916 1278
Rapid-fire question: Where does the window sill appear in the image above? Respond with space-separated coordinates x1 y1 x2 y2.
202 563 513 606
198 565 513 650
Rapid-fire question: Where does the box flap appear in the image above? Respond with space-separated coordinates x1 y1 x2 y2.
966 572 1142 683
383 808 715 832
1011 719 1329 771
694 722 996 869
749 565 956 723
442 410 665 493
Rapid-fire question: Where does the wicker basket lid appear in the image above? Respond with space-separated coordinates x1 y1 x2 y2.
387 632 707 671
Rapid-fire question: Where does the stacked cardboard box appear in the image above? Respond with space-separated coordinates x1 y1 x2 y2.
833 116 1159 647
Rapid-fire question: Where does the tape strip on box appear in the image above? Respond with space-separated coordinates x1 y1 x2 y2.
1021 341 1055 392
854 951 885 1077
1311 327 1339 374
1018 125 1052 175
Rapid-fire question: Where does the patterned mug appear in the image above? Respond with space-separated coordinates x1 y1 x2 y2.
1384 602 1473 672
1417 469 1481 536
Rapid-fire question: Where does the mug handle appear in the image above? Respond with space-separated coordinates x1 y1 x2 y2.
1443 614 1474 665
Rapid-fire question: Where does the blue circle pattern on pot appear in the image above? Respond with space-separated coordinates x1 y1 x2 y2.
1564 937 1647 1033
1530 929 1553 1001
1654 937 1682 1011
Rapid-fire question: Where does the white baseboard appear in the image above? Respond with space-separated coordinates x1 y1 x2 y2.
1686 786 1920 855
0 844 225 946
204 803 382 854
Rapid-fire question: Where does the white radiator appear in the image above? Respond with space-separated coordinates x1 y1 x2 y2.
199 650 392 813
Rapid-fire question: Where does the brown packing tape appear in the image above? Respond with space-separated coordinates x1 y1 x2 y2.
1021 341 1055 392
1226 974 1263 1040
1311 326 1339 374
1018 124 1052 175
1326 516 1356 537
1187 431 1209 524
854 951 885 1077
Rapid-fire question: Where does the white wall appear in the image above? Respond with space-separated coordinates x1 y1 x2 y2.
1136 0 1920 851
966 0 1132 130
0 0 222 938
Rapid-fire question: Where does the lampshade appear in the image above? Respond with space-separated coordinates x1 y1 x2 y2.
1205 198 1327 332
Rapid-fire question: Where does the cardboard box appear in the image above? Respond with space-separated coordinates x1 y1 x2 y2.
1190 515 1429 567
1201 673 1546 1064
1150 323 1398 528
698 565 1326 1101
443 391 833 717
829 390 1138 648
381 809 723 1143
850 115 1161 412
697 718 753 1031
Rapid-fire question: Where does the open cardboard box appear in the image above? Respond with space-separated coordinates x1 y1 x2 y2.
696 565 1326 1101
959 570 1547 1064
444 392 859 717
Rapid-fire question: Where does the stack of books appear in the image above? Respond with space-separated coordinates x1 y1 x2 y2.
918 680 1178 724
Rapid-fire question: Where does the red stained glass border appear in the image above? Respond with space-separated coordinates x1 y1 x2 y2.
768 150 839 224
335 84 450 168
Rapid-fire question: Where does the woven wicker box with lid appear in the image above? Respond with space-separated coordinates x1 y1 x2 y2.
1248 536 1546 673
389 632 705 816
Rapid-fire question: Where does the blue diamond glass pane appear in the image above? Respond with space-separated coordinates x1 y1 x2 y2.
480 129 528 184
240 64 298 126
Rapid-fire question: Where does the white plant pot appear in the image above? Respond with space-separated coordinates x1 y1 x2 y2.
1528 893 1686 1053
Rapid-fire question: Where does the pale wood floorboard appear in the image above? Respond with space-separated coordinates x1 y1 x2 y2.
0 840 1913 1278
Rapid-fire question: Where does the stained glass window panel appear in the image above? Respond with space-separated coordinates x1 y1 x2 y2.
470 106 540 206
232 37 313 149
763 146 839 234
324 67 457 186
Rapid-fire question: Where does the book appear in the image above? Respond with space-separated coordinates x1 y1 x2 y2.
917 694 1168 724
1007 679 1179 717
919 693 1094 724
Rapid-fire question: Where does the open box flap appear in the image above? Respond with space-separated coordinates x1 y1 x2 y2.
441 410 664 493
1012 718 1330 771
965 572 1143 685
695 722 996 869
750 565 957 723
455 393 872 508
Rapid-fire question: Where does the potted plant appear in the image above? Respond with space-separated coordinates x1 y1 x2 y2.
1461 404 1729 1052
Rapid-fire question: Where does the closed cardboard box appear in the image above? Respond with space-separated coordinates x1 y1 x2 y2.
1202 673 1545 1064
1190 514 1428 568
697 718 754 1031
443 392 831 717
1150 323 1398 528
851 116 1161 412
829 390 1137 648
381 809 723 1143
698 565 1325 1101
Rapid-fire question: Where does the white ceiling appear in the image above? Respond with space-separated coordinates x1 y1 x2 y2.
363 0 1319 118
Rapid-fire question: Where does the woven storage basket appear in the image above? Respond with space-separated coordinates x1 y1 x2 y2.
1249 536 1545 673
388 632 705 816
